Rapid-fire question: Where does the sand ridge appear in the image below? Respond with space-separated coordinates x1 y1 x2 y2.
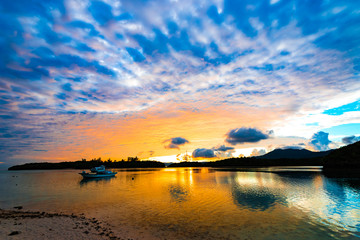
0 208 127 240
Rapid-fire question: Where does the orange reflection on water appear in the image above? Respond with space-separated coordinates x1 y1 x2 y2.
4 167 359 240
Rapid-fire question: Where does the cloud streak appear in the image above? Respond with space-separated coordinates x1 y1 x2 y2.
0 0 359 164
213 145 234 152
342 135 360 145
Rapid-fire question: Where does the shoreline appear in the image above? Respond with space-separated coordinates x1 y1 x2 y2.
0 208 123 240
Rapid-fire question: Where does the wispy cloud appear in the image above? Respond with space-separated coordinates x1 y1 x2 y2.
213 145 234 152
342 135 360 145
0 0 359 164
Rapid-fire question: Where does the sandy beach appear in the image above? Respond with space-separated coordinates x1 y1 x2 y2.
0 208 123 240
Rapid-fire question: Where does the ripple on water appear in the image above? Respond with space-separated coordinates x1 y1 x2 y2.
1 168 360 239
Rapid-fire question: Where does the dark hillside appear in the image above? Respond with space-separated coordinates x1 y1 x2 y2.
257 148 332 160
323 141 360 170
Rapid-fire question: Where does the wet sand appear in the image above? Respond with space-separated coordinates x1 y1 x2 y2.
0 208 124 240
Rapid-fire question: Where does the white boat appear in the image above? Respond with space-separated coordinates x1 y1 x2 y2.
90 165 106 173
79 165 117 178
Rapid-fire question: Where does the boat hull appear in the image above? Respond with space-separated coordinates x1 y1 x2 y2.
79 172 117 178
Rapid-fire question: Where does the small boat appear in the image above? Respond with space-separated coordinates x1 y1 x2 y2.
79 165 117 179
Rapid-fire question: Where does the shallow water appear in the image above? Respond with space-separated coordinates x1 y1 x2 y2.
1 167 360 239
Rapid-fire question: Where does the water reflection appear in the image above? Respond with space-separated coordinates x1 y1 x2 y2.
274 171 320 181
168 185 189 202
79 176 116 187
231 185 286 211
328 178 360 192
222 171 288 211
1 167 360 239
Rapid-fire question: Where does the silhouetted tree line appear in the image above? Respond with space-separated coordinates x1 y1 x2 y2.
168 162 205 167
8 141 359 171
8 157 164 170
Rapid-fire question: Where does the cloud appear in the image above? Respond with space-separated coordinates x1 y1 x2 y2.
2 0 66 22
67 20 100 37
213 145 234 152
164 137 189 149
213 145 235 158
225 127 272 145
308 131 332 151
249 149 266 157
192 148 216 158
0 0 359 165
36 20 71 44
28 54 116 77
281 145 305 150
342 135 360 145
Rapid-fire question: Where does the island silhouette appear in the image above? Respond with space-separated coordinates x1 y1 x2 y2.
8 141 359 171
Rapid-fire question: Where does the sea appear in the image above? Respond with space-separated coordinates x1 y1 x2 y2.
1 167 359 239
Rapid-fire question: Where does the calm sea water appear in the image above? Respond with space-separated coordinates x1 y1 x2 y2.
1 167 359 239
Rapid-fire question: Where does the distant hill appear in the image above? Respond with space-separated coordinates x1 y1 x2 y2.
206 156 324 167
323 141 360 170
166 148 332 168
257 148 332 160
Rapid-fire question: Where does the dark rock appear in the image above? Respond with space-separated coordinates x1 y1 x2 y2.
9 231 20 236
13 206 23 210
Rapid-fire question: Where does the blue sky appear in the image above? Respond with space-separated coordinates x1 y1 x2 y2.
0 0 359 165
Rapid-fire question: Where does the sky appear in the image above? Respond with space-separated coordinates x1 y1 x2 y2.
0 0 360 166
